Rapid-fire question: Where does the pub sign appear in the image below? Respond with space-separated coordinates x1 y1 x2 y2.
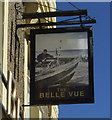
30 27 94 105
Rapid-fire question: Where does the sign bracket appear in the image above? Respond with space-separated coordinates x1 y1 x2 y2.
16 9 96 29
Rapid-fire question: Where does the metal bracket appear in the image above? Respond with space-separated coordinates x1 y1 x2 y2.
16 9 96 29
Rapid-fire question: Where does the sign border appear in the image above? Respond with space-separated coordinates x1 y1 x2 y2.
30 26 94 105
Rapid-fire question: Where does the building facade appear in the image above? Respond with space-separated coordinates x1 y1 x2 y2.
0 1 58 119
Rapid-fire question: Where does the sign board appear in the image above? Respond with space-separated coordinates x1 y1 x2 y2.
30 27 94 105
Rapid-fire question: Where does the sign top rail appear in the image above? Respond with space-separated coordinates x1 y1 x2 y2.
23 9 87 19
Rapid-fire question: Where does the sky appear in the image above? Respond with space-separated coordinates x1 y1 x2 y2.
56 2 110 118
36 32 87 51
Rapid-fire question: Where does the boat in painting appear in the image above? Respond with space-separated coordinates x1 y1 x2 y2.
35 57 80 88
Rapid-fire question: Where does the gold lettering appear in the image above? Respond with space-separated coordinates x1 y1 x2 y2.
74 91 79 96
56 92 60 97
51 92 55 98
63 88 66 92
80 91 84 96
61 92 65 97
57 88 60 92
68 91 73 97
57 88 66 92
40 93 44 98
45 92 49 98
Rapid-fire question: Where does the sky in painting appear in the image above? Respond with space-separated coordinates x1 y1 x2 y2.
36 32 87 52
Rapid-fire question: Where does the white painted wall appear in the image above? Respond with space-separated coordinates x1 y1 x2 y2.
0 2 3 104
2 0 9 111
0 2 3 70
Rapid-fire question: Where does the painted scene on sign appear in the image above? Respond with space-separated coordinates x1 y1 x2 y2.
35 32 89 89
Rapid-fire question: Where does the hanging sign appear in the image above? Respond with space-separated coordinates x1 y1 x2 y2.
30 27 94 105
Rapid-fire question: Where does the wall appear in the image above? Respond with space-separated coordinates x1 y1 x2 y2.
0 2 3 103
7 2 24 106
1 1 58 119
2 1 9 111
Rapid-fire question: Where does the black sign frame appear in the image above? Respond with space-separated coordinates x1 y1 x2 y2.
30 26 94 105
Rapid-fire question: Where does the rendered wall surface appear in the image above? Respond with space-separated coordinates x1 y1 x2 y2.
7 2 24 105
1 1 58 119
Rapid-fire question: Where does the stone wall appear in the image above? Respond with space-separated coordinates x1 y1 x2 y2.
7 2 24 106
7 2 58 119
